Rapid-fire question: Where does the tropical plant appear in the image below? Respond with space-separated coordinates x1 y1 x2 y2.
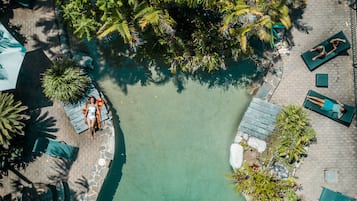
60 0 306 73
0 92 29 149
41 58 90 103
231 162 296 200
284 189 299 201
60 0 100 40
274 104 316 164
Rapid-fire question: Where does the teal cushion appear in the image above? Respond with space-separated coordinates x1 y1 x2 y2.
315 73 328 87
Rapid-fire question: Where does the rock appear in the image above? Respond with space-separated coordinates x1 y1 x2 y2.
242 133 249 141
271 162 289 179
234 134 243 143
247 136 266 153
229 143 244 170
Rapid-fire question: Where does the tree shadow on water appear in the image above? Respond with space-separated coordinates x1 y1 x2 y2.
94 57 153 95
89 34 258 94
94 48 258 94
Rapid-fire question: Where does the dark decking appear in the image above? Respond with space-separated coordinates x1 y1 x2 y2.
238 98 281 140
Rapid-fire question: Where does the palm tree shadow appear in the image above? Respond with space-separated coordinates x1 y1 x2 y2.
47 159 71 185
74 176 89 192
67 175 90 200
286 4 312 47
23 109 58 162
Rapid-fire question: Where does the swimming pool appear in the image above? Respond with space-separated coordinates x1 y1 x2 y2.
95 60 253 201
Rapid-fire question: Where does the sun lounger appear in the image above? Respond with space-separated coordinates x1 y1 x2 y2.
62 84 110 134
301 31 351 71
303 90 355 126
319 187 356 201
32 137 79 161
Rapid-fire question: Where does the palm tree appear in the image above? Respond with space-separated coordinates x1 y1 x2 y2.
0 92 29 149
41 58 90 103
231 162 296 200
274 105 316 164
220 0 302 52
60 0 306 72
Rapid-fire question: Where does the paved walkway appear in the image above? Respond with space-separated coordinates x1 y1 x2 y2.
271 0 357 200
0 0 114 200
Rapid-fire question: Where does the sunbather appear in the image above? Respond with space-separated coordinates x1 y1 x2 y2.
310 38 346 61
306 95 347 119
85 96 101 138
327 38 346 55
310 45 326 61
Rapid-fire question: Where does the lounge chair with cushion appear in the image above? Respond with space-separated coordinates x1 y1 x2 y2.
319 187 356 201
301 31 351 71
62 84 110 134
32 137 79 161
303 90 355 126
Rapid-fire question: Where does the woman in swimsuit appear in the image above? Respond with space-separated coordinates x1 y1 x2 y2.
310 45 327 61
310 38 346 61
85 96 101 138
327 38 346 55
306 95 347 119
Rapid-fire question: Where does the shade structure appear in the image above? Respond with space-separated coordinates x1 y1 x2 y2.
0 22 26 91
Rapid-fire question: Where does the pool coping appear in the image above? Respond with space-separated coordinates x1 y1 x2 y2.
54 8 116 201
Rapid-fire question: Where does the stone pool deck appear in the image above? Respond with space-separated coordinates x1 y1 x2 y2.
0 0 114 200
0 0 356 201
270 0 357 200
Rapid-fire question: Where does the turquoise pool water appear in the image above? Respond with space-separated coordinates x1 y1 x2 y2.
95 61 252 201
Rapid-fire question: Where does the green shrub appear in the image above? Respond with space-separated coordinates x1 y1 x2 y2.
274 105 316 164
231 162 295 201
42 58 90 103
0 92 29 149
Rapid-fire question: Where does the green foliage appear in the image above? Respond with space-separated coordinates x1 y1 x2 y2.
60 0 306 72
274 104 316 164
284 189 299 201
61 0 100 40
231 162 296 200
41 58 90 103
0 92 29 149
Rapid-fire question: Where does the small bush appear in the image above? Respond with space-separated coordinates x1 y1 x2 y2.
0 92 29 149
42 58 90 103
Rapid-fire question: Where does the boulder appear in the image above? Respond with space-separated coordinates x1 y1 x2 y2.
234 134 243 143
247 136 266 153
229 143 244 170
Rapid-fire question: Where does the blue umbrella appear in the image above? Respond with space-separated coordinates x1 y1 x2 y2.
0 22 26 91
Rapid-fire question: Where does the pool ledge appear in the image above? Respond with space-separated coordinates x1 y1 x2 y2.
86 117 116 201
